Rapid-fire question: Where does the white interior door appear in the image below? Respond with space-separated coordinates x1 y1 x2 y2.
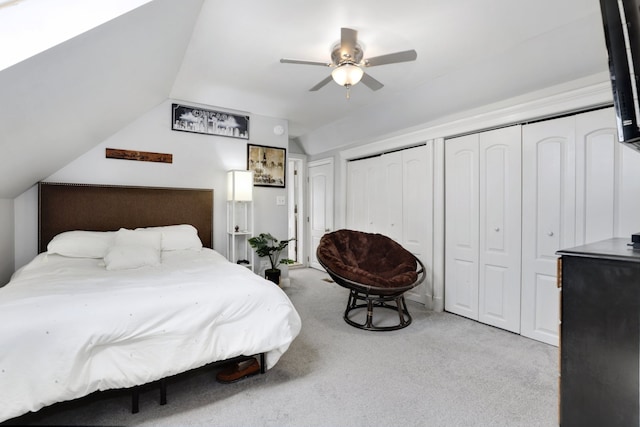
521 116 575 346
308 159 334 270
402 145 432 305
445 134 480 320
380 151 403 241
478 126 522 333
578 106 640 243
346 156 379 232
574 107 618 245
346 145 433 305
445 127 521 330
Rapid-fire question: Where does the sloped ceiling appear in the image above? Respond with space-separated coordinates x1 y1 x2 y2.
0 0 155 71
0 0 203 198
0 0 610 198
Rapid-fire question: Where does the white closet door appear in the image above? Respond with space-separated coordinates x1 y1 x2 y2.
478 126 522 333
618 136 640 236
380 151 404 241
346 156 380 232
346 158 367 231
402 144 432 304
521 116 575 346
575 108 618 245
445 134 480 320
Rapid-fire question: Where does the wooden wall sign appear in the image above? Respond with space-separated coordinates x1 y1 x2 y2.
106 148 172 164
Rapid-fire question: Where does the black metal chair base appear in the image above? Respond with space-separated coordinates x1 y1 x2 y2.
343 289 412 331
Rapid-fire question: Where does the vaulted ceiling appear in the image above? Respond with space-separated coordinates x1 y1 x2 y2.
0 0 609 198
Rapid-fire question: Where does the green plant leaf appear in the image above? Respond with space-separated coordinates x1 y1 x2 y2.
248 232 296 270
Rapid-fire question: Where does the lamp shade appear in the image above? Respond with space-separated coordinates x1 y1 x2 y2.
331 63 364 87
227 170 253 201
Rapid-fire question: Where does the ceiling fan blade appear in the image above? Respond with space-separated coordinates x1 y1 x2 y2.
340 27 358 61
360 73 384 91
280 58 331 67
364 49 417 67
309 75 334 91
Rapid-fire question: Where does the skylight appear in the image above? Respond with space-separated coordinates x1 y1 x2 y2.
0 0 153 71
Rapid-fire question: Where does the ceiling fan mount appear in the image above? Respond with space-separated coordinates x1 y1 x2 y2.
280 27 417 97
330 42 364 66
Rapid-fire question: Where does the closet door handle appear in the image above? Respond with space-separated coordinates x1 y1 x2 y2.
494 227 500 232
547 231 554 237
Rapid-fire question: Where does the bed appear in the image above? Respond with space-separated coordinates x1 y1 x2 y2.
0 182 302 422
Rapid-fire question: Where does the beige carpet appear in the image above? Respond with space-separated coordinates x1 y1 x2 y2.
4 267 559 426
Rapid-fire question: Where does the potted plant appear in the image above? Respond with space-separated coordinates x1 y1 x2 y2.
248 232 295 285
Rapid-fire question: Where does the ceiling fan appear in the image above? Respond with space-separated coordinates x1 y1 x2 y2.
280 27 417 98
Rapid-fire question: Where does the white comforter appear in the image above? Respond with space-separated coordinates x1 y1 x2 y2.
0 249 301 422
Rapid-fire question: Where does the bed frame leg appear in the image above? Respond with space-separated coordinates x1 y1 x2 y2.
160 378 167 405
132 378 166 414
131 386 140 414
259 353 266 374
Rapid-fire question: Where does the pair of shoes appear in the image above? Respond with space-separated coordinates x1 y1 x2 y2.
216 358 261 383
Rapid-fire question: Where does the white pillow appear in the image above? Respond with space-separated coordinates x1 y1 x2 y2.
104 228 162 270
137 224 203 251
104 245 161 270
114 228 162 249
47 230 115 258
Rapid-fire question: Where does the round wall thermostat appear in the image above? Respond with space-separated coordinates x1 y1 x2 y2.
273 125 285 136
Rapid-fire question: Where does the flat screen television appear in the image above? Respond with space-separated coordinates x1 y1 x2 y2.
600 0 640 151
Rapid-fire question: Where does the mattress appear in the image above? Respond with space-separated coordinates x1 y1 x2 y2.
0 248 301 422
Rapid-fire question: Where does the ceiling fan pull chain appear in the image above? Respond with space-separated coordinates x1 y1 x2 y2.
346 84 351 100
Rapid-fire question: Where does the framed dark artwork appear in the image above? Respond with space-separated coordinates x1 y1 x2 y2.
247 144 286 188
171 103 249 139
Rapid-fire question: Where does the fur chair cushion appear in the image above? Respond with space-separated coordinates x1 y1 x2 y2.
317 230 417 289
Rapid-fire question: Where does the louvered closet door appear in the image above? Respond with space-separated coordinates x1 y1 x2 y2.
521 116 575 346
478 126 522 333
445 134 480 320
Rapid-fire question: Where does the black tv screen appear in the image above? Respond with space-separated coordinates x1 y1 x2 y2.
600 0 640 151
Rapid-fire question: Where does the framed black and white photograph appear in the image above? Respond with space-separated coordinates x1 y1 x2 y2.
171 103 249 139
247 144 286 188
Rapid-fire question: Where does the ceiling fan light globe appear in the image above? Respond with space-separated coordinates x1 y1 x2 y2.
331 64 364 87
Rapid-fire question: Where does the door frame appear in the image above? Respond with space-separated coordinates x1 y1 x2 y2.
287 154 306 266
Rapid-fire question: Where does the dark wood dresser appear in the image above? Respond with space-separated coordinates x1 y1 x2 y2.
557 238 640 427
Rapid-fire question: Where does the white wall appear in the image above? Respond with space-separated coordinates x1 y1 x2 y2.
0 198 14 285
13 99 290 274
13 187 37 274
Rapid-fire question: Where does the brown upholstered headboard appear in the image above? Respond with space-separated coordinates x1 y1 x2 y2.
38 182 214 252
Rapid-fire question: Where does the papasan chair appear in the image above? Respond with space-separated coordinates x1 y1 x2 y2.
316 229 426 331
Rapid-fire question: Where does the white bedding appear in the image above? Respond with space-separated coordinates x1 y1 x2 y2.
0 249 302 422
